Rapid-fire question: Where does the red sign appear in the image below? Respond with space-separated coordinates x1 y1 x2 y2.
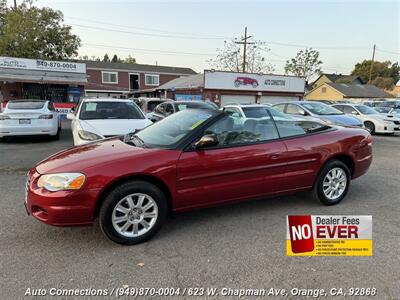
288 215 314 253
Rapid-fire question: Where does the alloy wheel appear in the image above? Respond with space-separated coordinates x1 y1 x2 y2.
111 193 158 238
322 167 347 200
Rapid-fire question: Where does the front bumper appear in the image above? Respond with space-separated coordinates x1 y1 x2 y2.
25 169 101 226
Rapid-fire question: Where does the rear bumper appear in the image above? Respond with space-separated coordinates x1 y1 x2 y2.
0 124 58 137
25 170 100 226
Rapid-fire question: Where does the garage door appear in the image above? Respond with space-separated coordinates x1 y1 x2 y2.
260 96 299 105
220 95 255 106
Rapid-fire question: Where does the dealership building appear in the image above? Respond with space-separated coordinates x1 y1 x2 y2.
156 70 306 106
0 56 87 113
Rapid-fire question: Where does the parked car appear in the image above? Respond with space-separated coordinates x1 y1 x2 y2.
0 99 60 140
134 97 170 115
273 101 364 127
234 77 259 88
147 100 218 122
26 108 372 245
67 98 152 146
222 104 305 126
332 103 400 134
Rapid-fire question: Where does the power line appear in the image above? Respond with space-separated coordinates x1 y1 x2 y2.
82 43 215 56
65 16 230 39
70 23 226 40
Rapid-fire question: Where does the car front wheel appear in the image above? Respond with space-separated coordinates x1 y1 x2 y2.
312 160 350 205
99 181 168 245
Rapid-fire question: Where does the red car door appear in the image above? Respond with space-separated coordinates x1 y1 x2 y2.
175 116 288 211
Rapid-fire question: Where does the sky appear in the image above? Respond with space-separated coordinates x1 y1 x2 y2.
25 0 400 76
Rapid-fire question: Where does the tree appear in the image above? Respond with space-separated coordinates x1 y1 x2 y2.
209 39 275 73
351 60 399 88
0 0 81 60
103 53 110 62
124 55 136 64
111 54 122 63
284 48 322 81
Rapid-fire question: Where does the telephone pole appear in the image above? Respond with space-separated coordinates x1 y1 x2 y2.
235 27 255 72
368 44 376 83
14 0 17 9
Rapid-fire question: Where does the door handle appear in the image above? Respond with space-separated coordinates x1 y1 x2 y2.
270 153 282 160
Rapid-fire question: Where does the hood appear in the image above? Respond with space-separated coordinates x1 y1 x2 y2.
78 119 152 136
35 138 158 174
319 114 362 126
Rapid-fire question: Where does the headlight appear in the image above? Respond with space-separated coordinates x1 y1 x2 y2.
78 130 102 141
37 173 86 192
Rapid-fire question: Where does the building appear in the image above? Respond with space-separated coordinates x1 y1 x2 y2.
156 70 305 106
82 60 197 98
312 73 364 89
306 82 392 102
0 56 87 113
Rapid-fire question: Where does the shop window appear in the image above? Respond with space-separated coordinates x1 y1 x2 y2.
102 72 118 84
145 74 160 86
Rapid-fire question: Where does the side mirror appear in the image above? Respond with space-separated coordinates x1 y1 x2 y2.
351 111 359 115
195 134 219 149
66 113 75 120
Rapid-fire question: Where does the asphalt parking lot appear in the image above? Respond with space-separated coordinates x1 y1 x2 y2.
0 121 399 299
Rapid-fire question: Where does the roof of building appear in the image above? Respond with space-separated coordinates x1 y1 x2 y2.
156 73 204 90
327 83 391 98
78 60 197 75
314 73 364 85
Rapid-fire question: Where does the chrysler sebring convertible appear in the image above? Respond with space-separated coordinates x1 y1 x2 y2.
25 108 372 245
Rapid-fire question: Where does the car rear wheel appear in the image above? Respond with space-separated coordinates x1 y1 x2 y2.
364 121 375 134
312 160 350 205
99 181 167 245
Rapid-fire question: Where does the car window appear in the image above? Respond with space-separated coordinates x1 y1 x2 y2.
79 101 144 120
343 106 358 114
154 103 165 115
147 101 163 112
272 113 331 138
302 102 343 115
332 105 344 112
165 103 174 115
7 101 45 110
202 114 279 147
273 104 286 113
224 107 244 127
286 104 305 115
355 105 378 115
47 102 55 111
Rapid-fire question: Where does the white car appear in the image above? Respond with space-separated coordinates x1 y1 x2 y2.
0 100 60 139
67 98 152 146
331 103 400 134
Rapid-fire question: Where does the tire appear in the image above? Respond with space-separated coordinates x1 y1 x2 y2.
312 160 351 205
99 181 168 245
52 126 61 140
364 121 375 134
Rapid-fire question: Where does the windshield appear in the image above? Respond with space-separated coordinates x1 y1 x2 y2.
7 101 45 110
79 101 144 120
302 102 343 115
134 109 215 148
355 105 378 115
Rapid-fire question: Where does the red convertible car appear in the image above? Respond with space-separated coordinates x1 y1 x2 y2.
25 108 372 245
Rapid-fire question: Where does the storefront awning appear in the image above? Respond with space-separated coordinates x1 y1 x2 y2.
0 68 87 85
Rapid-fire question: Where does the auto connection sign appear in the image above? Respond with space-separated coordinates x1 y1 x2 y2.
204 70 305 93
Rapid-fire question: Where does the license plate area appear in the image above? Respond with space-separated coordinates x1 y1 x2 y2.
19 119 31 124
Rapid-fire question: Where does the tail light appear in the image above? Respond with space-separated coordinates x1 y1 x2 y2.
366 134 372 146
0 115 10 120
39 114 53 119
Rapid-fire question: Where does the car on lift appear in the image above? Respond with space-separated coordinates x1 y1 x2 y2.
26 108 372 245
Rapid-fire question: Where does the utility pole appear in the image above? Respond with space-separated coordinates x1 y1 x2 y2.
235 27 255 72
368 44 376 83
14 0 17 9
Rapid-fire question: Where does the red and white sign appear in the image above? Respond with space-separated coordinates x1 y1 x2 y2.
204 70 305 93
54 103 76 119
